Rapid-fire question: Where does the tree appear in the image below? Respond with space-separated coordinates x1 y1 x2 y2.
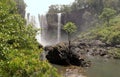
60 5 72 13
63 22 77 52
71 0 88 11
99 8 116 26
48 5 60 14
103 0 120 13
0 0 60 77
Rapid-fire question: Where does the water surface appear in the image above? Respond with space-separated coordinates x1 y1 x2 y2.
86 56 120 77
55 56 120 77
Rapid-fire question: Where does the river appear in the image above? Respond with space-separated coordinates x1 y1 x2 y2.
55 56 120 77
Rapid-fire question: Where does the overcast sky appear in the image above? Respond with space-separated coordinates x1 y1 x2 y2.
24 0 74 15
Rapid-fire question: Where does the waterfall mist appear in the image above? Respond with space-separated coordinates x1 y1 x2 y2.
25 12 66 47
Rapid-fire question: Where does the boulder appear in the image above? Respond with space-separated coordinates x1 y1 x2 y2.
90 40 106 47
44 42 89 67
115 45 120 48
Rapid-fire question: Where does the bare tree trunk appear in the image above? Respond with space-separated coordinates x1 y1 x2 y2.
68 32 71 53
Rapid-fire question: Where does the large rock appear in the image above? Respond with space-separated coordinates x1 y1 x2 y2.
44 42 90 67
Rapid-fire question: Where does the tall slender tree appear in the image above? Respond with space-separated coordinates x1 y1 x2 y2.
64 22 77 52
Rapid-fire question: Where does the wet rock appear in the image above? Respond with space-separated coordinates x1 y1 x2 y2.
44 42 90 67
90 40 106 47
115 45 120 48
81 61 91 67
75 48 80 52
103 54 112 58
65 66 86 77
99 49 108 56
44 43 70 65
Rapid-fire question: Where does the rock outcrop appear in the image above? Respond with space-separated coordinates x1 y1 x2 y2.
44 42 91 67
44 39 115 66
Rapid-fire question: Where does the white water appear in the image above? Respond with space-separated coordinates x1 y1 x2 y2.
25 12 44 46
25 12 37 26
57 13 62 43
38 14 48 46
25 12 62 46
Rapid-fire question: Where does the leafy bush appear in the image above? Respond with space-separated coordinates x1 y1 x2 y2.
0 49 60 77
0 0 60 77
108 48 120 59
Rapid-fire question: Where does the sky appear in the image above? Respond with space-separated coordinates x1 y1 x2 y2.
24 0 74 15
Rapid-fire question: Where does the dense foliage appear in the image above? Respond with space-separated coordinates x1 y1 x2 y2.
64 22 77 34
0 0 59 77
48 0 120 14
99 8 116 26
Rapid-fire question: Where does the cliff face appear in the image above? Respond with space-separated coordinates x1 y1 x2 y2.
45 8 97 43
46 8 96 32
61 9 85 31
47 14 58 29
46 10 85 32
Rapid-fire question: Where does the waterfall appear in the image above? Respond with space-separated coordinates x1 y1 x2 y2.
25 12 31 25
38 14 48 46
38 14 42 43
25 12 43 45
57 13 62 43
25 12 62 46
26 13 30 25
25 13 37 27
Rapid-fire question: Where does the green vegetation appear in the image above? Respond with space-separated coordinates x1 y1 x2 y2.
0 0 59 77
48 0 120 14
79 14 120 58
99 8 116 26
81 14 120 45
64 22 77 51
108 48 120 59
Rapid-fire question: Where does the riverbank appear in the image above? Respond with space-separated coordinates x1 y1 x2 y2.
44 38 120 67
77 24 120 59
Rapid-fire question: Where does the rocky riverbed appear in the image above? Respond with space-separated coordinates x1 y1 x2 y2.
44 42 91 67
43 39 120 67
